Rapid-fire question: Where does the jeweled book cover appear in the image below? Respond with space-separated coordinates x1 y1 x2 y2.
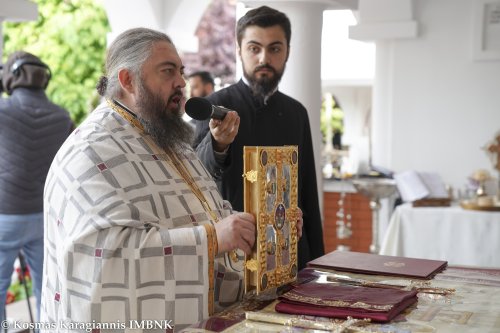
243 146 299 294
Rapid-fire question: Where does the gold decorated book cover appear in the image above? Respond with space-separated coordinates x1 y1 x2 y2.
243 146 299 294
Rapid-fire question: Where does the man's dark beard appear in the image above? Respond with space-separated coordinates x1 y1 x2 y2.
243 64 284 98
135 82 193 153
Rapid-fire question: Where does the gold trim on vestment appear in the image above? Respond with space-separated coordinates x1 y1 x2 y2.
106 98 145 130
203 223 217 316
165 151 220 223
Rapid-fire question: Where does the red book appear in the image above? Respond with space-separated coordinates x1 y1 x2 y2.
307 251 447 279
276 281 418 322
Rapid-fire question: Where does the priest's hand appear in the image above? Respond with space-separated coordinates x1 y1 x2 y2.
297 208 303 239
214 212 255 255
209 110 240 152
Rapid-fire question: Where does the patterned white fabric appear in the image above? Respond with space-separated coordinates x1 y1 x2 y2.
41 104 244 332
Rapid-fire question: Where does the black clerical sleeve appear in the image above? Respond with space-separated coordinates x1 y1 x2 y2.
192 119 226 181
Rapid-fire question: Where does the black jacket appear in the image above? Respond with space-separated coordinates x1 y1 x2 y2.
0 88 73 214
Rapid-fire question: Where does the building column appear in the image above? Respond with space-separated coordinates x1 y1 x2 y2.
240 1 327 216
103 0 210 50
348 0 417 168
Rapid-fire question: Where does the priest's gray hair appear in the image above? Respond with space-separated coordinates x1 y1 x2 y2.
97 28 173 98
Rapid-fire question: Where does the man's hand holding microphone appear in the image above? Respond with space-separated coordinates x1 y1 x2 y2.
185 97 240 152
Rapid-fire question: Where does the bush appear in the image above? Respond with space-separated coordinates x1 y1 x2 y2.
6 266 32 304
3 0 110 124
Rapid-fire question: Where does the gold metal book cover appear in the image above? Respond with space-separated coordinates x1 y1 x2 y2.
243 146 299 294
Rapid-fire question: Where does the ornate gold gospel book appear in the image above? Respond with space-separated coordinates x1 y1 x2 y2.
243 146 299 294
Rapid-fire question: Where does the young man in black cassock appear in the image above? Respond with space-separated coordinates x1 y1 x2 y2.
193 5 324 269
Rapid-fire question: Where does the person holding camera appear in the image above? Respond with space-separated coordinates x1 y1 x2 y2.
0 51 73 323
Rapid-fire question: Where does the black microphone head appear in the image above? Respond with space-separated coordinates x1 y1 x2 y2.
185 97 212 121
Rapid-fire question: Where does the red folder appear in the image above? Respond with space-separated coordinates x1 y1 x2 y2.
276 281 418 322
307 251 447 279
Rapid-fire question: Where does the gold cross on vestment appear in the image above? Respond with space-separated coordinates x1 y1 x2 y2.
487 134 500 171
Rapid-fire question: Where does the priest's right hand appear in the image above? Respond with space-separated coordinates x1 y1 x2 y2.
214 212 255 255
209 111 240 152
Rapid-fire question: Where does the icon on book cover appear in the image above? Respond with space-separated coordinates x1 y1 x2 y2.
243 146 299 294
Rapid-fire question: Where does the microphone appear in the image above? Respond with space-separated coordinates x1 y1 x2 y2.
185 97 232 121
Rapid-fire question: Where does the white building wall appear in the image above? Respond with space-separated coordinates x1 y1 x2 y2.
375 0 500 192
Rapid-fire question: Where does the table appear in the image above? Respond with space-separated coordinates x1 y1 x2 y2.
184 266 500 332
379 203 500 268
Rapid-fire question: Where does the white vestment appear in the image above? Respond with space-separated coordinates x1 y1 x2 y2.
41 103 244 332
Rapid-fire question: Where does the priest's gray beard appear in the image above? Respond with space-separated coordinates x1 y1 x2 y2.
135 82 193 153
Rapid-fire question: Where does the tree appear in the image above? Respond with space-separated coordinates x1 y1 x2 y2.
182 0 237 85
3 0 110 124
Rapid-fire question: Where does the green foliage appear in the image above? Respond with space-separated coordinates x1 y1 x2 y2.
7 275 32 304
320 95 344 143
3 0 110 124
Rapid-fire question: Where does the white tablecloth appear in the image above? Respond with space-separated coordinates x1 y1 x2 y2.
379 203 500 268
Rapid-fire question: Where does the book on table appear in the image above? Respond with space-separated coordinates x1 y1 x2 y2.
307 251 447 279
393 170 451 206
275 280 418 322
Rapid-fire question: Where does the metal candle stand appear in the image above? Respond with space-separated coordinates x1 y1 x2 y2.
351 178 397 254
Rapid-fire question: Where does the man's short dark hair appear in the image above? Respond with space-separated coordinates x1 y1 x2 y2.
236 6 291 48
188 71 214 87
